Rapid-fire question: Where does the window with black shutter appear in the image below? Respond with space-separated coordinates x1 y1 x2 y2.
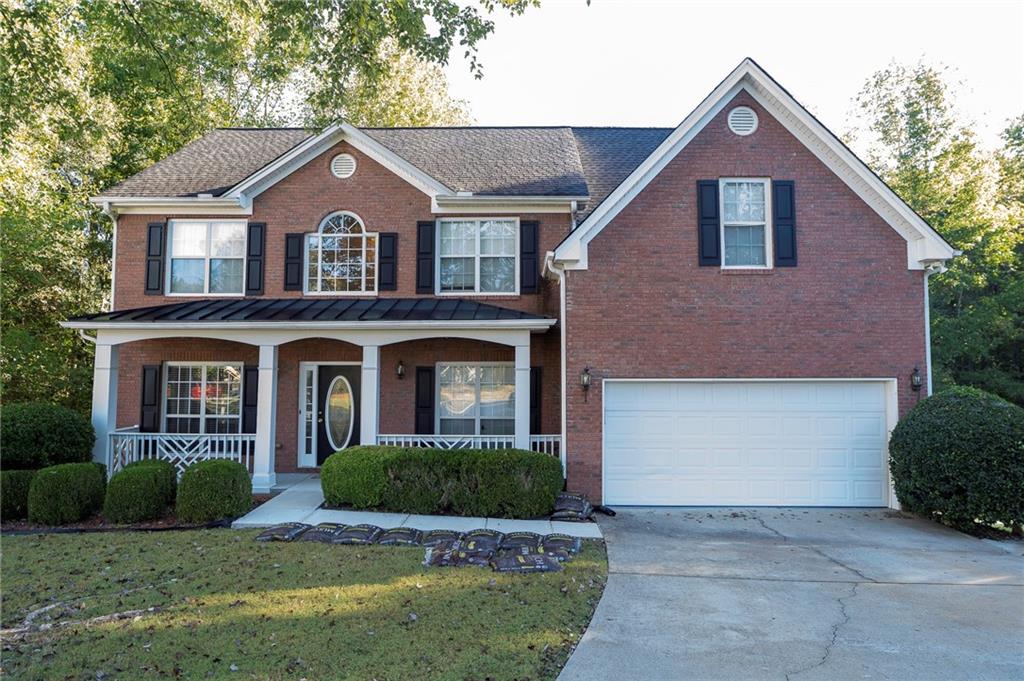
245 222 266 295
145 222 166 294
378 232 398 291
773 181 797 267
697 181 720 266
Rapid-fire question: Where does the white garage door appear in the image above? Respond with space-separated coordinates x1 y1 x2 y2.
604 381 890 507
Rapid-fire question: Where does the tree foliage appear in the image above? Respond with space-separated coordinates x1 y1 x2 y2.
1 0 529 411
849 63 1023 404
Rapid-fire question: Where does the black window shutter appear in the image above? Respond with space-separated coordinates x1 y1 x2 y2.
414 366 435 434
283 233 304 291
144 222 166 295
242 366 259 433
416 221 435 294
773 181 797 267
520 220 540 294
697 181 720 266
378 232 398 291
140 365 162 432
530 366 542 434
245 222 266 295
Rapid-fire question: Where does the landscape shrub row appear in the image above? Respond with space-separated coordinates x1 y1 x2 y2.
321 445 564 519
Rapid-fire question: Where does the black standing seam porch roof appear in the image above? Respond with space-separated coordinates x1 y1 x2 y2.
69 298 550 324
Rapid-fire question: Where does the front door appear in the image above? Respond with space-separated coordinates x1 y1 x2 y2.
316 365 361 465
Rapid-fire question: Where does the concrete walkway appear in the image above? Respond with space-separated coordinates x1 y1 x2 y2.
233 475 603 538
558 507 1023 681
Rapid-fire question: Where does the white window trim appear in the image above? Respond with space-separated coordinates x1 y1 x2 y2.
435 217 521 296
303 210 379 296
435 361 516 435
165 220 248 296
719 178 773 270
162 361 244 434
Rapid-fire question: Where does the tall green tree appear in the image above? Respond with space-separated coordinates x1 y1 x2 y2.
0 0 531 412
848 63 1023 404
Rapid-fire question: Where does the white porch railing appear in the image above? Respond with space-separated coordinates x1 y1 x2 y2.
376 434 561 457
108 427 255 478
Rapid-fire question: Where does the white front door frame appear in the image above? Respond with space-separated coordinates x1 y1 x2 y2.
297 361 362 468
600 377 901 509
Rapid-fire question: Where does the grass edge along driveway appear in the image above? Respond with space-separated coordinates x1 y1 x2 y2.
1 529 607 680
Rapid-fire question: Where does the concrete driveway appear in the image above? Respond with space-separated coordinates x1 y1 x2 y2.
559 508 1024 681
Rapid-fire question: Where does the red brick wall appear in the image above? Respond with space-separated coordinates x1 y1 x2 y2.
112 140 565 319
563 91 928 502
115 332 560 474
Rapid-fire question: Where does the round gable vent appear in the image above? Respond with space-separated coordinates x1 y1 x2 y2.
330 153 357 178
727 106 758 136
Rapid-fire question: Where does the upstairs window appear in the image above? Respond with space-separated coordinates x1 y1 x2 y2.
720 179 771 268
167 221 246 294
437 218 518 294
306 211 378 294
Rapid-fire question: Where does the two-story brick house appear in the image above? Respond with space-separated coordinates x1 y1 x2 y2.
65 60 956 506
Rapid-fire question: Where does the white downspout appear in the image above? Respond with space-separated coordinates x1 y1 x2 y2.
923 264 942 396
543 252 569 478
100 201 118 311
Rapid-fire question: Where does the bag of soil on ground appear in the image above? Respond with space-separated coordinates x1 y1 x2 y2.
500 531 543 551
255 523 311 542
421 529 464 547
297 523 349 543
422 539 494 568
332 524 383 545
376 527 424 546
541 533 582 556
490 552 564 573
550 493 594 522
499 543 572 563
462 528 504 552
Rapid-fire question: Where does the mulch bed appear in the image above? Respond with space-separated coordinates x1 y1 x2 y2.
1 494 271 535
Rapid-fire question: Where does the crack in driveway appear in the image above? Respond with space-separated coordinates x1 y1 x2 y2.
755 514 878 583
785 582 859 681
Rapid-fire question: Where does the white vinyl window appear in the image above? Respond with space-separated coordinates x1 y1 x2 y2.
437 218 518 294
720 179 772 268
167 221 246 294
436 363 515 436
306 211 378 294
163 363 242 434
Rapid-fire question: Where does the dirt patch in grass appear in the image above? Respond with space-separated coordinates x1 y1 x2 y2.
1 529 607 680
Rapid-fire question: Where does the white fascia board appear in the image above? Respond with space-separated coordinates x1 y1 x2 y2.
432 195 588 214
553 58 957 271
61 318 556 332
87 196 251 216
224 122 452 203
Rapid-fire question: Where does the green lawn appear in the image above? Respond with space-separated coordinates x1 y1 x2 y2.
1 530 606 680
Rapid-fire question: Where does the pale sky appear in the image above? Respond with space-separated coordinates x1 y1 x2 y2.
444 0 1023 151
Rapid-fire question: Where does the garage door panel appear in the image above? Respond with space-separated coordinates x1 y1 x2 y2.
604 381 889 507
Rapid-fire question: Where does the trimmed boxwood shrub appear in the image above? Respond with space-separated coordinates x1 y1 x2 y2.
0 402 95 470
321 446 564 518
27 462 106 525
124 459 177 508
890 386 1024 534
103 461 177 523
176 460 251 522
2 470 38 520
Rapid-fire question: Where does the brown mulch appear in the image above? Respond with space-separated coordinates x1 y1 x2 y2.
1 494 271 534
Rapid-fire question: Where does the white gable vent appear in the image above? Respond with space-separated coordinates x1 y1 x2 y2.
727 106 758 136
330 153 357 178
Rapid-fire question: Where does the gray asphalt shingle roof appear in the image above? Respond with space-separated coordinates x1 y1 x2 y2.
98 125 674 209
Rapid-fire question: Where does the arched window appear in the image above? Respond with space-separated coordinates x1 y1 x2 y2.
306 211 378 293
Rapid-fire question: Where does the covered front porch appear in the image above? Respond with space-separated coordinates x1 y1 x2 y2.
65 298 561 493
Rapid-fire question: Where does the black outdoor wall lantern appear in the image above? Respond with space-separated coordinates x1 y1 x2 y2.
396 360 405 380
911 366 922 392
580 366 592 401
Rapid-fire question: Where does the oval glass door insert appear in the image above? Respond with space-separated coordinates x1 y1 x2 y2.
325 375 354 451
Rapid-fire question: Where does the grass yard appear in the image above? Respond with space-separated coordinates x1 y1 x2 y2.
1 530 607 680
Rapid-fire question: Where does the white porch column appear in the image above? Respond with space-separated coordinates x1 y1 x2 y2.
252 344 278 493
361 345 380 445
514 343 531 450
90 342 119 466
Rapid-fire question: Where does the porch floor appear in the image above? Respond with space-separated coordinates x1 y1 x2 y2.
233 476 603 538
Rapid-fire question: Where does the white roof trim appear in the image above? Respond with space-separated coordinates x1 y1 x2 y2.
553 58 958 271
61 318 556 332
224 122 452 205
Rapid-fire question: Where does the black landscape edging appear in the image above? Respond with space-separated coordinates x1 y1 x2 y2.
1 519 234 536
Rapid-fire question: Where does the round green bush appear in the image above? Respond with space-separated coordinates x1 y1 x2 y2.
27 462 106 525
103 463 175 524
890 386 1024 533
0 402 95 470
1 469 38 520
175 460 251 523
321 446 565 518
124 459 177 509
